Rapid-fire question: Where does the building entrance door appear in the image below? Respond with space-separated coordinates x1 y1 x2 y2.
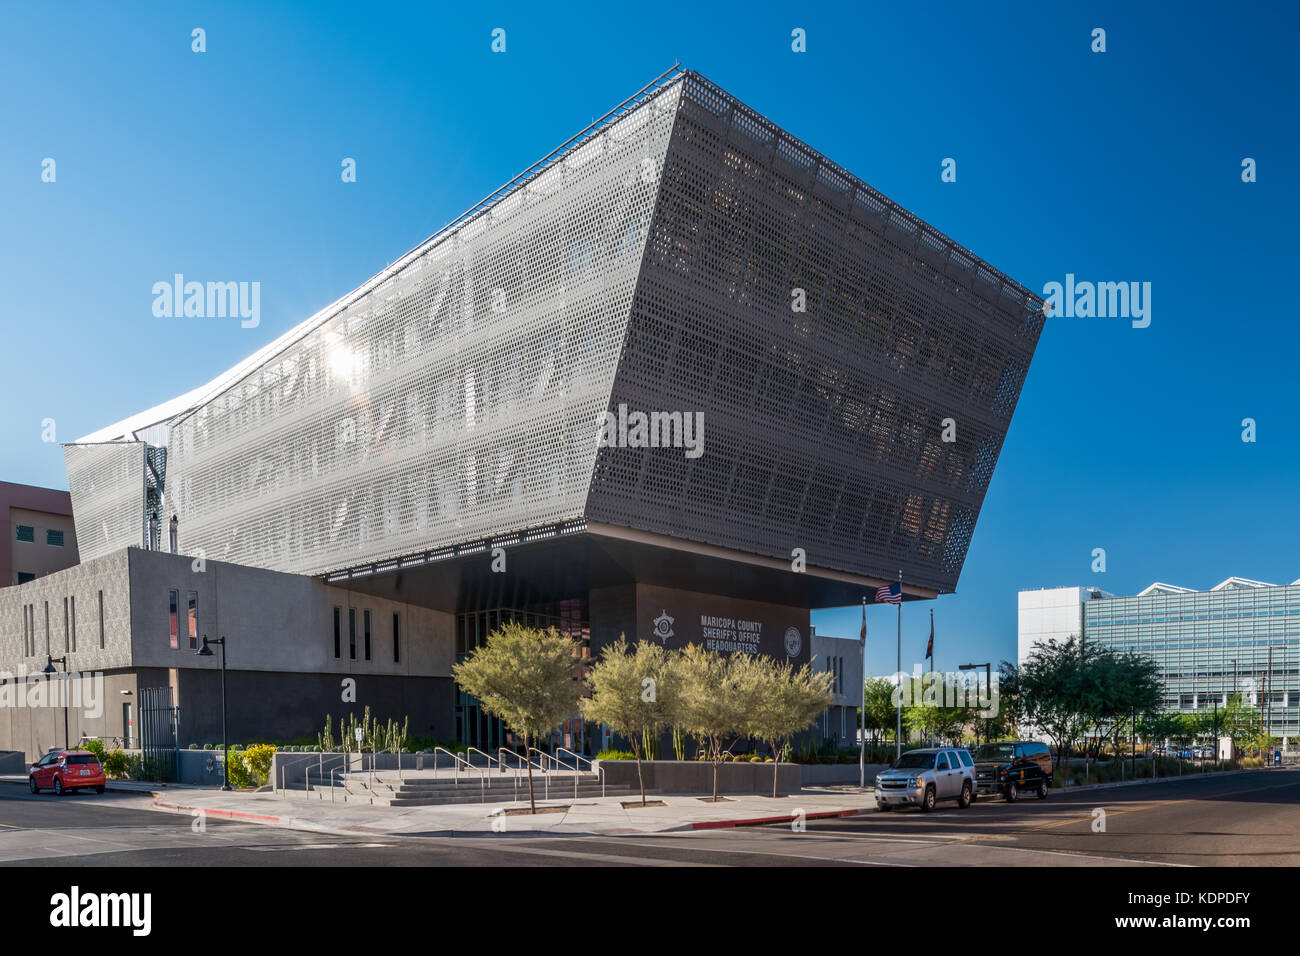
454 602 590 754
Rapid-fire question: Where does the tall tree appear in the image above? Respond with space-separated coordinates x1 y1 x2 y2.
739 655 834 797
1019 635 1092 769
451 622 580 813
580 636 676 806
676 644 747 801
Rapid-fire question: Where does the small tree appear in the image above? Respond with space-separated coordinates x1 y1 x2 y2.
451 622 581 813
676 644 747 801
580 636 676 806
741 655 833 797
862 677 896 745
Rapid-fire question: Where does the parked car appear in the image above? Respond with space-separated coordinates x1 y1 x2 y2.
971 740 1052 801
28 750 106 795
875 747 976 812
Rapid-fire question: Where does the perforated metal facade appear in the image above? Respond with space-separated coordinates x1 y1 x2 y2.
66 69 1041 596
161 80 682 576
586 73 1043 595
63 442 147 563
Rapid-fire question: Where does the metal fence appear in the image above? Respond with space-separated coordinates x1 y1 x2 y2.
138 686 180 782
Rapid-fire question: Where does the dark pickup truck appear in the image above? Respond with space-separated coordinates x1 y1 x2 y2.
971 740 1052 801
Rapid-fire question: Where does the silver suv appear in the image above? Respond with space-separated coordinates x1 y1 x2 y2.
875 747 976 812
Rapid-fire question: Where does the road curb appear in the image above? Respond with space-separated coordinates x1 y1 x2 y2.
1055 768 1254 794
691 808 864 830
152 799 284 824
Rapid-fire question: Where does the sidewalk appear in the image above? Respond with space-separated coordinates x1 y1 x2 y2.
146 787 876 837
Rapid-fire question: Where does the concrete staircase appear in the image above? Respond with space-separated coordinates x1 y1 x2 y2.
299 768 642 806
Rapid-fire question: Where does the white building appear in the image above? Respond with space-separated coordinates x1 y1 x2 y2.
811 626 863 747
1017 586 1111 669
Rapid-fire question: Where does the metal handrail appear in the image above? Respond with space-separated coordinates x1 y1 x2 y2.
555 748 600 801
365 747 401 795
499 747 545 801
329 767 352 803
526 747 554 800
467 746 518 800
432 747 486 802
503 747 547 775
464 746 502 770
277 752 324 798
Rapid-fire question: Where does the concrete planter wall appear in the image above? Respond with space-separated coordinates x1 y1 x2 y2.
595 759 802 795
800 763 889 786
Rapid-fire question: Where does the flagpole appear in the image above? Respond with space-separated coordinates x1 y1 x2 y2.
895 569 902 763
929 608 935 748
859 596 867 789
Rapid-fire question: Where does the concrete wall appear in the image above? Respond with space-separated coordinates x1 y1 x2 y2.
127 548 454 678
801 762 889 786
595 759 802 795
0 750 29 774
0 668 143 760
0 548 134 673
173 669 454 746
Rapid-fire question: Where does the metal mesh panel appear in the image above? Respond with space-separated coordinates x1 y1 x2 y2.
64 441 147 562
164 83 683 575
584 73 1044 594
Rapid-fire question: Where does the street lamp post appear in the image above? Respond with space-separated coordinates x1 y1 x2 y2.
959 663 991 745
43 655 70 750
197 634 230 791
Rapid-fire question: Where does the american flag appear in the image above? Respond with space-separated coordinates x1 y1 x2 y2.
875 581 902 604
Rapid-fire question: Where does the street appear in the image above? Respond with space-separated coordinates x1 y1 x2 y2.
0 770 1295 867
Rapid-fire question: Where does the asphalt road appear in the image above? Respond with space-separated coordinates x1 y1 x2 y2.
0 769 1296 867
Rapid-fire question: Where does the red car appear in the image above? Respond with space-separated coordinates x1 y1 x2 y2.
28 750 107 795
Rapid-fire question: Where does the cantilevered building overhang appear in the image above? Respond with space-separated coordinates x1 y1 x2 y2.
66 67 1043 606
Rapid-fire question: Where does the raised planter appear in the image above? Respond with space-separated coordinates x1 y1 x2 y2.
594 759 801 795
800 762 890 786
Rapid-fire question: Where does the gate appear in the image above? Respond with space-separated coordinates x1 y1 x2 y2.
138 686 180 782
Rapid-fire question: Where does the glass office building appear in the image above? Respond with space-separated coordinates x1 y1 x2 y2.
1082 578 1300 738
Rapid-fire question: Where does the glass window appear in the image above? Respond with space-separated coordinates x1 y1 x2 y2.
47 529 64 547
98 591 105 649
17 572 35 584
15 525 34 543
364 610 372 661
393 612 400 663
349 608 356 660
187 591 198 649
168 590 179 649
333 607 341 659
935 752 950 771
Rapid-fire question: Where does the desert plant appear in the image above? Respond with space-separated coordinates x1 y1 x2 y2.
101 748 131 779
452 621 582 813
243 743 277 786
222 749 252 789
676 644 748 801
581 637 678 806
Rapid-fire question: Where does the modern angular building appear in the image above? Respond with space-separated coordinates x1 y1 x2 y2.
3 68 1043 759
1019 580 1300 740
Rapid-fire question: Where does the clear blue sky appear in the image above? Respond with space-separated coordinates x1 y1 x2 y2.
3 2 1297 674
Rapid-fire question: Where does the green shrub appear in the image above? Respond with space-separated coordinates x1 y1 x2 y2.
222 750 252 789
243 743 277 786
101 748 131 779
83 738 106 760
595 748 636 760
